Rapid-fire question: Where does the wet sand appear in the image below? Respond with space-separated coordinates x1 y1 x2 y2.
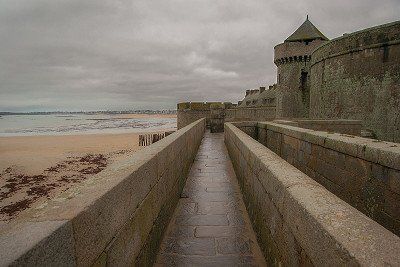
0 116 176 221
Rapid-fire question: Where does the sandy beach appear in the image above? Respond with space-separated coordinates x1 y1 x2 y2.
0 114 176 221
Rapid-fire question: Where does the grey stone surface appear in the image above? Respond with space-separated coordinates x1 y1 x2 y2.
0 220 76 266
224 122 400 266
155 132 267 266
0 118 206 266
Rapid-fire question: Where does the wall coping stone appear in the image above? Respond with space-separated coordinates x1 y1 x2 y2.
225 122 400 266
259 122 400 170
311 20 400 65
0 118 206 266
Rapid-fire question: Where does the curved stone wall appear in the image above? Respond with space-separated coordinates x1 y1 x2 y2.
310 21 400 142
274 41 326 118
273 40 324 65
0 119 206 266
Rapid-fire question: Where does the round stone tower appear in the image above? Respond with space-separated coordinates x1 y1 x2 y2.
274 16 328 118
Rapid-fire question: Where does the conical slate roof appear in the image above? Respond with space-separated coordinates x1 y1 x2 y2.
285 17 328 42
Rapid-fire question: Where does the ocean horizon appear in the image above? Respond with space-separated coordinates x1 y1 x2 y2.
0 113 176 136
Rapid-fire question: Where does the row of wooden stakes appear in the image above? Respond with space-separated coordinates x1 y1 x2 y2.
138 131 175 146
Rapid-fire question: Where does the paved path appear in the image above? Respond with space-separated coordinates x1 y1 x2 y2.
155 132 266 266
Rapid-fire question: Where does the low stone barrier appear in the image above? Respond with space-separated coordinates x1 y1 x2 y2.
225 107 276 122
273 119 362 136
225 122 400 266
0 118 206 266
257 122 400 236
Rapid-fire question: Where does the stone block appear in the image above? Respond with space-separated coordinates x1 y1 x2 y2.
177 102 190 110
283 135 300 150
195 226 243 238
284 182 400 266
162 237 216 256
276 223 301 267
0 221 76 266
175 214 229 226
321 148 346 169
300 140 312 155
216 236 252 255
371 163 389 183
383 189 400 224
105 214 142 266
388 169 400 195
344 155 372 178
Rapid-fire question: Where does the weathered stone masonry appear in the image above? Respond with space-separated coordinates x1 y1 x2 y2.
0 119 205 266
178 20 400 142
230 120 400 236
225 122 400 266
310 21 400 142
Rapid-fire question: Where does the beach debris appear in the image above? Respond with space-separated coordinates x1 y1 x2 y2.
0 153 111 220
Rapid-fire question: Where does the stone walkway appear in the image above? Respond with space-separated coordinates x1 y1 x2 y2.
155 132 266 266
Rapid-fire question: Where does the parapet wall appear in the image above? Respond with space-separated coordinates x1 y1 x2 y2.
0 118 206 266
225 107 276 122
310 20 400 142
273 119 362 135
242 121 400 236
225 122 400 266
177 102 276 129
177 102 231 129
274 40 324 65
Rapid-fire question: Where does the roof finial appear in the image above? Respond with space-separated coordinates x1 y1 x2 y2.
306 14 309 20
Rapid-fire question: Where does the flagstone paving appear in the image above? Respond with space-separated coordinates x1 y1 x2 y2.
155 132 267 266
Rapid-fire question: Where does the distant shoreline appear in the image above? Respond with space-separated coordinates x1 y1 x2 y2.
0 130 173 221
0 113 177 137
0 110 177 116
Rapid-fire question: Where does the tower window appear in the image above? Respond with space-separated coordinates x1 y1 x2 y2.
300 71 308 90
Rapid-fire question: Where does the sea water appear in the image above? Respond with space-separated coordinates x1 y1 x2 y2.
0 114 177 136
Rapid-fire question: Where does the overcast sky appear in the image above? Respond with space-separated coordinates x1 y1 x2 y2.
0 0 399 111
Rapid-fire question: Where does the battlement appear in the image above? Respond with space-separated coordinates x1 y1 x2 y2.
274 39 325 66
311 20 400 66
177 101 234 111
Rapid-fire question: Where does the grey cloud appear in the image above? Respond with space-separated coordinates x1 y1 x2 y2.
0 0 399 111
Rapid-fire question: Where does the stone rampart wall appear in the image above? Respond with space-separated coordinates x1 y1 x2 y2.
273 119 362 135
225 107 276 122
177 109 210 129
0 118 206 266
177 102 231 129
310 21 400 142
274 40 324 64
177 105 276 129
225 122 400 266
252 122 400 236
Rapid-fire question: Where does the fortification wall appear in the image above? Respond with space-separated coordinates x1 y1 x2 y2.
177 102 232 129
177 102 276 129
310 21 400 142
249 122 400 236
0 119 206 266
225 107 276 122
274 40 323 64
177 109 210 129
225 122 400 266
273 41 326 118
273 119 362 135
